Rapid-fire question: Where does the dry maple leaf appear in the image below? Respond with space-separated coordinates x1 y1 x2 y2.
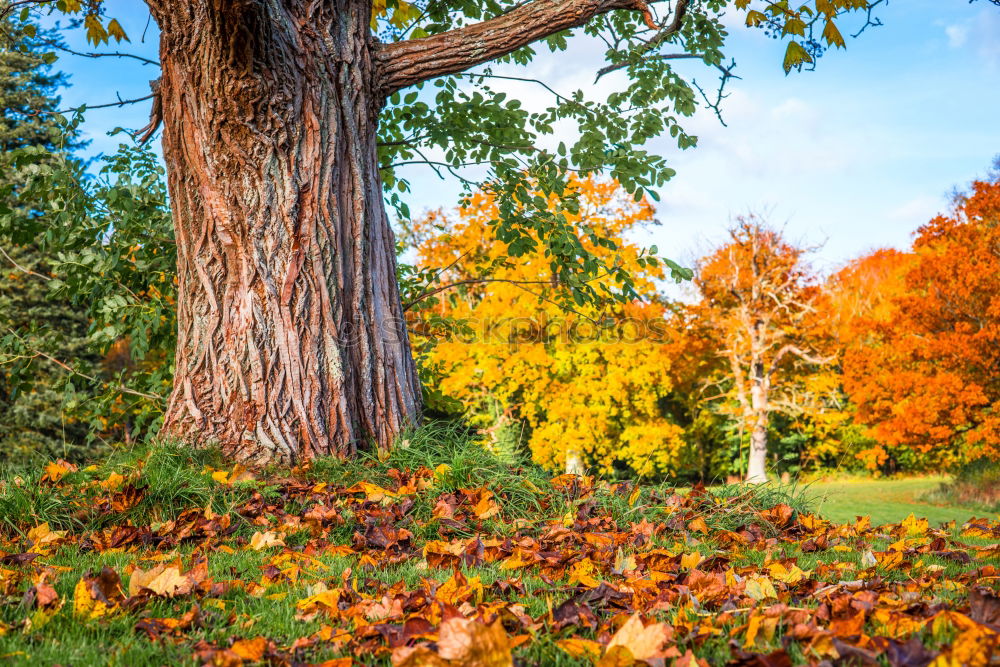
472 490 501 520
41 459 77 484
392 645 450 667
129 563 194 598
556 638 603 661
230 637 268 661
73 567 125 619
603 613 671 663
26 522 67 555
437 617 513 667
249 531 286 551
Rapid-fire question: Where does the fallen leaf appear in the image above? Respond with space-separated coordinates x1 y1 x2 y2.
605 613 670 662
249 531 285 551
437 617 513 667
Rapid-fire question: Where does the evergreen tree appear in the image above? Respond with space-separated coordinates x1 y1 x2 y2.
0 17 98 464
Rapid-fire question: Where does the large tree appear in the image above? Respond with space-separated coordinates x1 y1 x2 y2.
4 0 886 464
694 217 830 483
844 171 1000 469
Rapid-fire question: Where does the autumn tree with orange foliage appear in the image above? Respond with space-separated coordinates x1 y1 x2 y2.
406 176 691 478
844 172 1000 469
694 217 832 483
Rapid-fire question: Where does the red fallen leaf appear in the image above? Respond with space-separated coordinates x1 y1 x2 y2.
433 496 458 520
729 647 794 667
374 617 436 648
870 636 938 667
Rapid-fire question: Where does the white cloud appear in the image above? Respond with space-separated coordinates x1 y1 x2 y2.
945 24 968 48
943 9 1000 68
886 195 945 224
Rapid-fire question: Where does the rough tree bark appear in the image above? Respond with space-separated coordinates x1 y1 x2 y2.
146 0 665 464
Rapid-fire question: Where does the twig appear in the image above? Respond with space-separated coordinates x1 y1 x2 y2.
1 328 162 402
0 246 49 281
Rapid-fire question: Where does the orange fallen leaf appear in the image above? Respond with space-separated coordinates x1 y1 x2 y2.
687 517 709 534
230 637 268 661
392 645 450 667
249 531 285 551
604 613 670 662
557 638 603 661
437 617 513 667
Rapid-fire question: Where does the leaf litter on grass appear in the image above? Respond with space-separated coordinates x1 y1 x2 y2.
1 449 1000 666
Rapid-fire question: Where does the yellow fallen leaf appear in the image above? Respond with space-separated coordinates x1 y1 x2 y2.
680 552 703 570
230 637 267 661
27 523 67 555
567 558 601 588
901 513 929 537
767 561 809 584
745 576 777 601
473 490 501 519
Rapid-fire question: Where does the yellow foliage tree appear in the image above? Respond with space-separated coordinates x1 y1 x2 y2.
406 176 687 478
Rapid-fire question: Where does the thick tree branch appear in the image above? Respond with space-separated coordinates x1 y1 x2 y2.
376 0 662 95
770 344 834 373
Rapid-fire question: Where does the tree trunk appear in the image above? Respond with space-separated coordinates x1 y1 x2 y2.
150 0 420 464
565 449 585 476
745 359 769 483
745 418 768 484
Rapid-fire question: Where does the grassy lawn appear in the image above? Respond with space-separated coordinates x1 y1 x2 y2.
804 476 997 526
2 435 1000 665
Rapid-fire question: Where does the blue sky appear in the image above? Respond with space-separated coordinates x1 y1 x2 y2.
51 1 1000 276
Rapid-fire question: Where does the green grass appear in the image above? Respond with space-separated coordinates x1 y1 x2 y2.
804 476 997 526
2 430 999 665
